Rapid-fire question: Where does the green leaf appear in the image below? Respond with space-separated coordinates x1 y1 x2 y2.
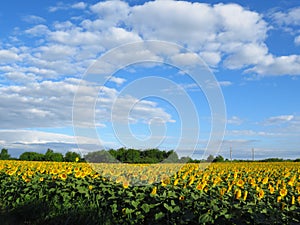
131 200 139 208
199 212 212 223
163 203 173 212
168 191 176 198
141 203 150 213
125 208 135 214
155 212 165 220
173 206 180 212
111 203 118 213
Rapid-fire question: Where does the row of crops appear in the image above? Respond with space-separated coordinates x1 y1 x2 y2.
1 160 300 224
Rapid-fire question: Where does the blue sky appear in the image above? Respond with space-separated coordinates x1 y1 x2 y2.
0 0 300 160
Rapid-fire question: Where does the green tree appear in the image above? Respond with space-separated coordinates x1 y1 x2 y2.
85 150 117 163
179 156 192 163
108 149 117 159
19 152 44 161
64 151 81 162
207 154 215 162
44 149 63 162
116 147 127 162
213 155 224 162
164 150 179 163
142 149 165 163
0 148 10 160
125 149 140 163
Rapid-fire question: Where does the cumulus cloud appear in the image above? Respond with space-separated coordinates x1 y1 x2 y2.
25 24 50 36
0 49 20 63
271 7 300 27
128 2 267 47
107 76 126 85
2 0 300 155
3 0 300 81
247 55 300 76
90 0 130 27
223 43 269 69
0 77 174 129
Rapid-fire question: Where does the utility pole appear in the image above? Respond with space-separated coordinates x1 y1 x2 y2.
230 146 232 161
252 148 254 161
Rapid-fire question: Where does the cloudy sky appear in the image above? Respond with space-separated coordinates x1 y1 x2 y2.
0 0 300 160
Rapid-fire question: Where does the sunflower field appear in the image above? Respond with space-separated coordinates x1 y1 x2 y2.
1 160 300 225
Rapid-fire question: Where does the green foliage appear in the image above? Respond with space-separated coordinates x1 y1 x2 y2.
19 152 44 161
206 154 215 162
1 161 300 224
45 149 64 162
85 148 180 164
213 155 225 162
85 150 118 163
0 148 10 160
19 149 67 162
64 151 81 162
260 158 284 162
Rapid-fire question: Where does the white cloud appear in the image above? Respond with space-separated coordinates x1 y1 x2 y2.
128 1 218 46
48 2 70 12
72 2 87 10
49 2 88 12
223 43 269 69
0 75 174 129
3 0 300 158
295 36 300 45
171 53 199 67
6 0 300 80
214 3 267 43
226 129 278 137
0 129 97 145
0 79 79 128
247 55 300 76
25 24 49 36
129 1 267 48
227 116 243 125
35 44 77 61
22 15 46 24
49 4 65 12
90 0 129 27
0 129 120 157
0 49 20 63
4 70 38 83
203 79 232 89
200 51 221 66
271 7 300 27
218 81 232 87
98 27 142 49
264 115 294 125
107 76 126 85
49 29 101 46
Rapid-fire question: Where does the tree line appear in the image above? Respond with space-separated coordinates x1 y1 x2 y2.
0 148 81 162
0 148 182 163
85 148 181 163
1 147 299 163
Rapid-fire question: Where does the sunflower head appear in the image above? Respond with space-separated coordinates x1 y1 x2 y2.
279 188 288 197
